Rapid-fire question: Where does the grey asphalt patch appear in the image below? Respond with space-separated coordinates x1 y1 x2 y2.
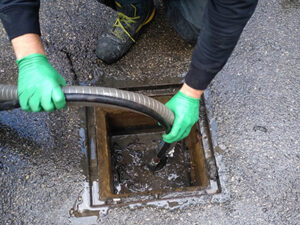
0 107 86 225
1 0 299 224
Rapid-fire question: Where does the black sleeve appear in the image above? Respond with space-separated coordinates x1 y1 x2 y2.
185 0 258 90
0 0 40 40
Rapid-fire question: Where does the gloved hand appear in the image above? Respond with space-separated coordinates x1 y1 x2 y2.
163 91 200 143
17 53 66 112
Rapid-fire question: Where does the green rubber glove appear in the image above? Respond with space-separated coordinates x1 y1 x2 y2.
163 91 200 143
17 53 66 112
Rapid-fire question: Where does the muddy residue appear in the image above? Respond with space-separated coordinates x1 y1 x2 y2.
110 132 192 194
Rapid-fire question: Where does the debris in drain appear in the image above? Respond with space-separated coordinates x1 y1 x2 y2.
110 132 191 194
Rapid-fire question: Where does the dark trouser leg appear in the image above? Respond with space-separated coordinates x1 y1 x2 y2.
96 0 154 16
96 0 116 9
166 0 207 44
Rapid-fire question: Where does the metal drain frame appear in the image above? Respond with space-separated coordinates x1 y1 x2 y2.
72 84 220 217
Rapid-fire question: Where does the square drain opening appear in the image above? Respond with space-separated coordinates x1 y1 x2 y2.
73 85 220 217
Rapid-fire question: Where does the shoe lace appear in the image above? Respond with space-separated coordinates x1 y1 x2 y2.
111 12 140 42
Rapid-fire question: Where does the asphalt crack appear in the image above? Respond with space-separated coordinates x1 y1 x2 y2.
43 39 79 84
59 48 78 84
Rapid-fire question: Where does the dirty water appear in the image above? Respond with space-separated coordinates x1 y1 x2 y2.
110 132 192 194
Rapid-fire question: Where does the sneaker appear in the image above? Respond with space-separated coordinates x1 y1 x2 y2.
96 0 156 64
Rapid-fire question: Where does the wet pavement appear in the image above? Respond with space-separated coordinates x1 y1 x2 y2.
1 0 299 224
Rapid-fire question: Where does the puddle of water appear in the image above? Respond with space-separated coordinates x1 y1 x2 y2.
110 132 192 194
0 110 53 146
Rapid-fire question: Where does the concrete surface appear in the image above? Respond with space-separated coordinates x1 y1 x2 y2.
0 0 299 224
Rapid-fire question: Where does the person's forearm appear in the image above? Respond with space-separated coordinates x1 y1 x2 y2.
0 0 41 40
185 0 258 90
11 33 45 60
180 83 203 99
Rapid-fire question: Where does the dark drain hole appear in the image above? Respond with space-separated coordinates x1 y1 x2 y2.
110 132 192 194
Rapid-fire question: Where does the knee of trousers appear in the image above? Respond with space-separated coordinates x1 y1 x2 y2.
165 0 207 44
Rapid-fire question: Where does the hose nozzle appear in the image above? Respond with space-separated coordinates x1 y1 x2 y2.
147 140 176 172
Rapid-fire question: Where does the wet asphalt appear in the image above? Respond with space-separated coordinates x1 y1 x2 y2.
0 0 299 224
